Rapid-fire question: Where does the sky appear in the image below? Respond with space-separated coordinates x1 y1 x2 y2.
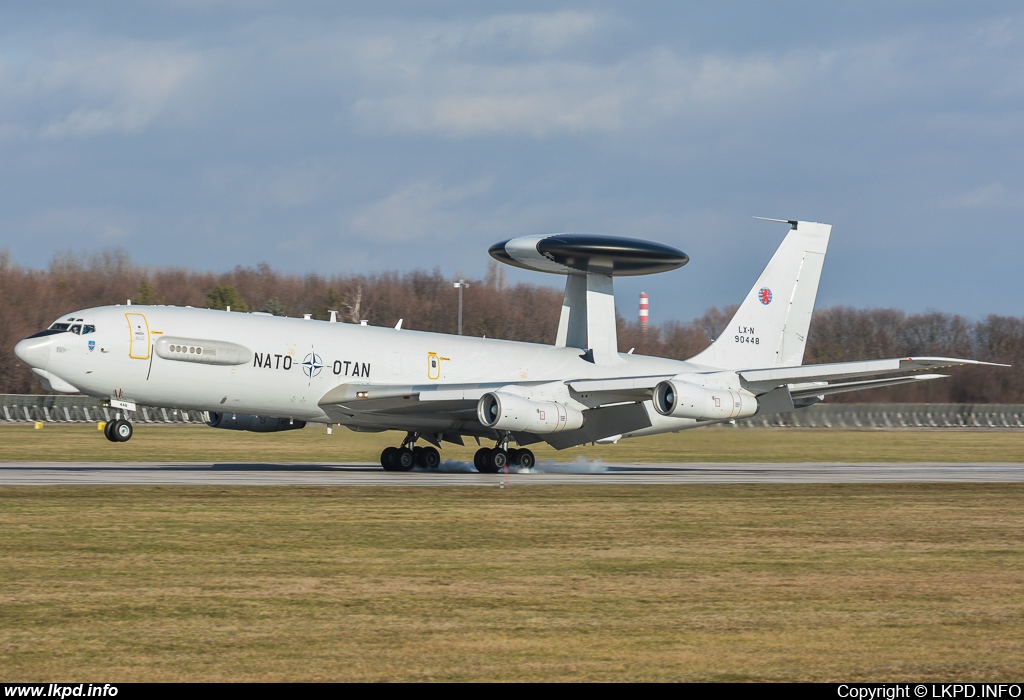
1 1 1023 323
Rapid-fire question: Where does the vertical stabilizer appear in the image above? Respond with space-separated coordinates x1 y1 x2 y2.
688 219 831 370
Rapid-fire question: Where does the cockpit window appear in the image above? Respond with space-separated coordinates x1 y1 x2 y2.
28 328 68 339
48 323 71 332
70 325 82 334
82 325 96 334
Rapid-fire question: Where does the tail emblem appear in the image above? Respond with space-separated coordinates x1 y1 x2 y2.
758 288 773 305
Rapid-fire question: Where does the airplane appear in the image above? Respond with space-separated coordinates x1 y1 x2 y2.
13 219 1004 472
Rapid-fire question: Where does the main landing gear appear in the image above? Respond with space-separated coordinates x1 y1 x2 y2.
474 436 535 473
380 433 441 472
103 417 133 443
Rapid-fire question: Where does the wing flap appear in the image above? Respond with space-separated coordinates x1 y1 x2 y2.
543 403 653 450
789 373 948 399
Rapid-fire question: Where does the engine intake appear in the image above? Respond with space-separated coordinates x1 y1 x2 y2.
652 380 758 421
477 392 584 434
206 412 306 432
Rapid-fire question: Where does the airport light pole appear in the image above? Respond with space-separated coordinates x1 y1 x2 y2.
453 279 469 335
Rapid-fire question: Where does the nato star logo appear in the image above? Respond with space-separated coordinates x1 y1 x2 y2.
302 351 323 378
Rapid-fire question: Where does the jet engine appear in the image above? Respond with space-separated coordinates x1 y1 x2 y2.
652 380 758 421
206 412 306 432
477 392 584 434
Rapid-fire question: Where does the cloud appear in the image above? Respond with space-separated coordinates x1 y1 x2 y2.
41 44 199 138
947 183 1024 208
337 11 1024 140
348 178 494 243
349 41 804 138
421 11 604 56
0 38 200 139
19 206 139 243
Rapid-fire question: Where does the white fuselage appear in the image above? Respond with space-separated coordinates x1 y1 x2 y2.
30 305 698 436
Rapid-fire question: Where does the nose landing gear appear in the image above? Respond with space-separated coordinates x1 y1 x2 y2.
103 417 133 443
380 433 441 471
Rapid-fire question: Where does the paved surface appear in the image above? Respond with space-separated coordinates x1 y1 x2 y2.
2 461 1024 485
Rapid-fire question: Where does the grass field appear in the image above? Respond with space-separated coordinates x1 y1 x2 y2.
2 428 1022 681
2 423 1024 463
1 484 1022 681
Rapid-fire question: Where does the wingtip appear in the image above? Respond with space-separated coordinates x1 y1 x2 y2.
753 216 798 228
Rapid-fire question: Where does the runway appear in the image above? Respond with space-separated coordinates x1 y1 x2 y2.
2 460 1024 485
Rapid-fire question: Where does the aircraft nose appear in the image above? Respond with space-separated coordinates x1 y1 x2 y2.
14 335 52 370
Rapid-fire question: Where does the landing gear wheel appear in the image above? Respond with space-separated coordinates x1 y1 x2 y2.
517 449 535 469
475 447 495 473
486 448 508 472
392 447 415 471
111 419 133 443
103 420 118 442
381 446 398 471
413 445 424 466
420 446 441 469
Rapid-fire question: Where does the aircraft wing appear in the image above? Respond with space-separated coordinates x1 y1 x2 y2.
317 378 661 447
320 356 1004 417
737 356 1007 393
317 356 1005 448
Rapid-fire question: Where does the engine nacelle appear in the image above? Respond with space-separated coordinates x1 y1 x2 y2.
206 412 306 433
477 392 585 434
652 380 758 421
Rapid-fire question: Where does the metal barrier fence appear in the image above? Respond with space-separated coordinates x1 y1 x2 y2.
0 395 206 424
734 403 1024 429
2 394 1023 429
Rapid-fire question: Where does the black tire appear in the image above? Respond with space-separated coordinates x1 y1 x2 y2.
381 446 398 470
518 449 535 469
103 420 118 442
507 448 520 465
113 419 133 443
475 447 495 473
394 447 415 471
421 446 441 469
488 449 508 471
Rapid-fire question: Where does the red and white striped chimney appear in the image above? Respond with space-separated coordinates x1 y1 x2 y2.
639 292 649 333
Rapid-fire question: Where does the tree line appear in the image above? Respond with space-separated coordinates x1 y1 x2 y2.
1 249 1020 402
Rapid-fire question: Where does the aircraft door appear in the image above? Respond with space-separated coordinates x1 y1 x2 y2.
126 313 151 360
